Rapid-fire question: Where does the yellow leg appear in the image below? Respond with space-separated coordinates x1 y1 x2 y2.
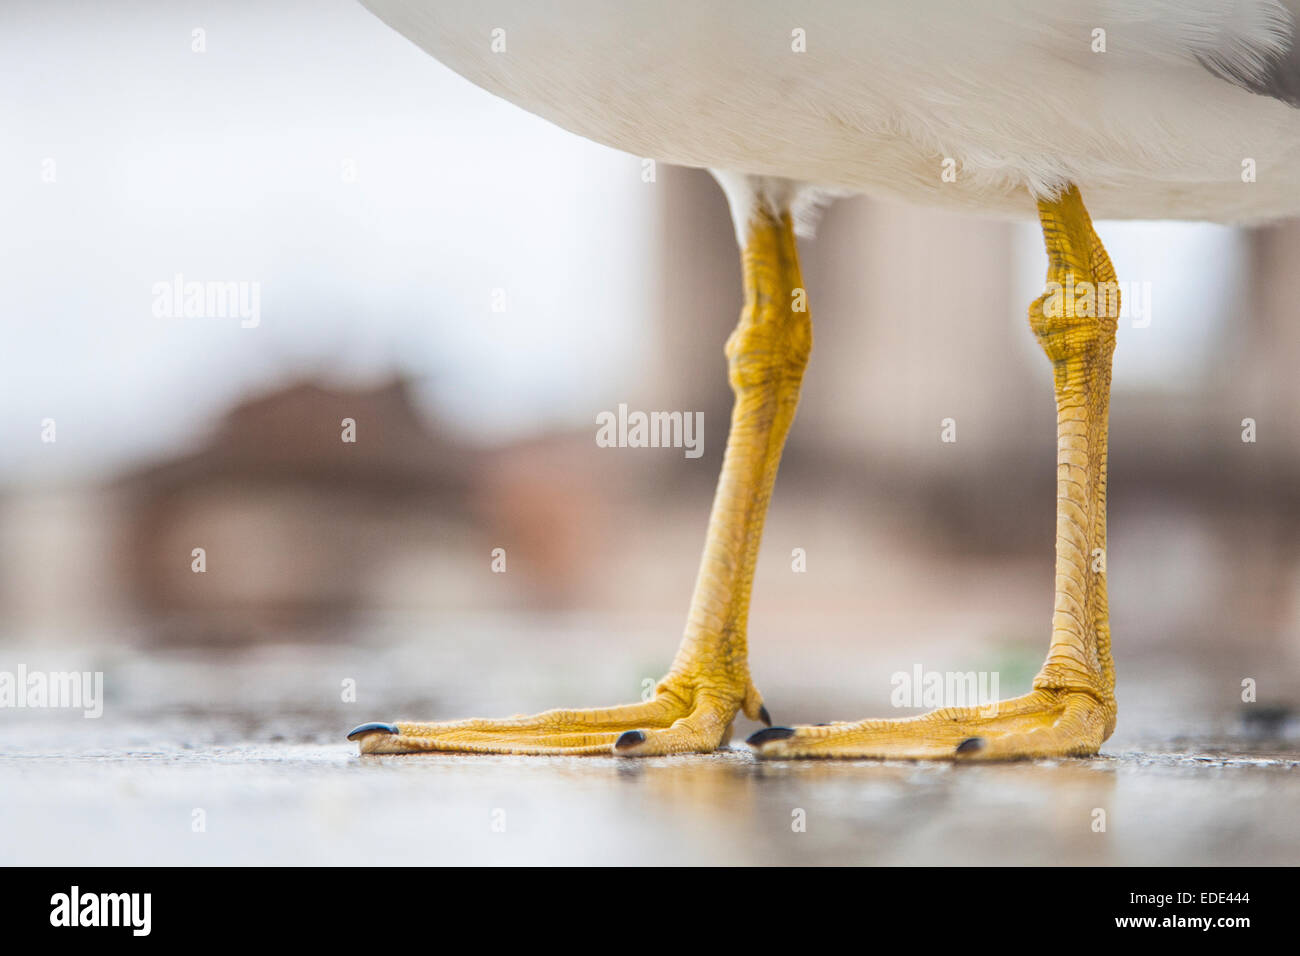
750 184 1118 760
352 204 811 755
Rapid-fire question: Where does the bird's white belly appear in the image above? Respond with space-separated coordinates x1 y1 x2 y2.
362 0 1300 223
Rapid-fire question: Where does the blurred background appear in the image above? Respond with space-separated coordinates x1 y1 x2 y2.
2 0 1299 807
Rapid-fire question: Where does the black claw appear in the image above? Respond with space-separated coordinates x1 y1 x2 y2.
347 722 399 741
759 705 772 727
955 736 986 755
614 730 646 750
747 726 796 746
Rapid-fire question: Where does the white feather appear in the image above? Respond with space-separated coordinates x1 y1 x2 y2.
360 0 1300 233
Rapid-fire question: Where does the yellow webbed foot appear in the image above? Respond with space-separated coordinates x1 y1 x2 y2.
352 204 805 760
746 689 1113 761
752 184 1121 762
350 676 767 756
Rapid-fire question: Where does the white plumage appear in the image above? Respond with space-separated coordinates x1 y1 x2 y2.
360 0 1300 236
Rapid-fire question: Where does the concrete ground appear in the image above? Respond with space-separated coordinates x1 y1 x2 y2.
1 615 1297 866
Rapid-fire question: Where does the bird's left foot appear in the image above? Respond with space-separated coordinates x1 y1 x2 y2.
751 186 1121 763
747 688 1114 760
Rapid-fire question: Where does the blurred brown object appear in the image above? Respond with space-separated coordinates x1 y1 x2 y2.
112 376 631 643
116 377 485 642
475 434 613 610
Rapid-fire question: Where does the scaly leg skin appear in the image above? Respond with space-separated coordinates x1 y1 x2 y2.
351 204 811 755
749 184 1119 761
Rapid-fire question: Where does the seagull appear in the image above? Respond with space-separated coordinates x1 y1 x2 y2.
348 0 1300 759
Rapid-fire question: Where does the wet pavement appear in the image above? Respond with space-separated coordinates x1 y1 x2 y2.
1 620 1297 865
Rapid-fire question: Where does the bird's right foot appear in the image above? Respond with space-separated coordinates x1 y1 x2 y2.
348 673 768 756
352 203 809 761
